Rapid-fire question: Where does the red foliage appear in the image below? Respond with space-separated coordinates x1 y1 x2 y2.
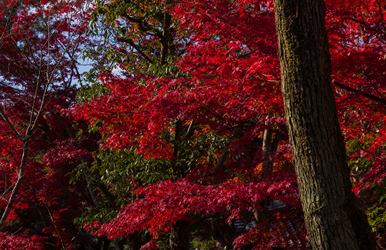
0 232 45 250
1 0 386 248
73 0 386 247
0 0 93 248
87 170 302 249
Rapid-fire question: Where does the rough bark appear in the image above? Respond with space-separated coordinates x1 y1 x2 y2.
273 0 376 249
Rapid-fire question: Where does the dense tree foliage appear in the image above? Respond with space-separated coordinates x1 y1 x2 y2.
1 0 386 249
0 0 97 249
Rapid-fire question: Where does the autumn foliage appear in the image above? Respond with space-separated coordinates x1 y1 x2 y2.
1 0 386 249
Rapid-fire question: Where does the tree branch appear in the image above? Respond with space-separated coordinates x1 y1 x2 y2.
334 81 386 106
347 17 367 26
0 106 21 139
117 37 154 64
214 128 240 170
183 121 196 141
0 141 28 228
376 0 384 20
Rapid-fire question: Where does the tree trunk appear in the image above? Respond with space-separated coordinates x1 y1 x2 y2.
211 216 231 249
262 128 273 172
169 221 190 250
127 232 145 250
273 0 375 249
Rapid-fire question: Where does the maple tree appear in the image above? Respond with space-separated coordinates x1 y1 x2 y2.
72 0 303 249
74 0 386 249
1 0 386 249
0 0 102 249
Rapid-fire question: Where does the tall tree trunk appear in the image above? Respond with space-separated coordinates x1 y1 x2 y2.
273 0 375 249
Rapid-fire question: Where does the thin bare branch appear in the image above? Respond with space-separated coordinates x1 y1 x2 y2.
214 128 240 170
376 0 384 20
0 140 28 228
0 106 21 139
118 37 154 64
348 17 367 26
334 81 386 106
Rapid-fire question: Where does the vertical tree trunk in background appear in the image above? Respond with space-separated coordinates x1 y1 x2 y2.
262 128 273 172
169 221 190 250
273 0 375 249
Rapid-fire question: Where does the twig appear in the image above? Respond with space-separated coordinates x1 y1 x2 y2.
333 81 386 106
